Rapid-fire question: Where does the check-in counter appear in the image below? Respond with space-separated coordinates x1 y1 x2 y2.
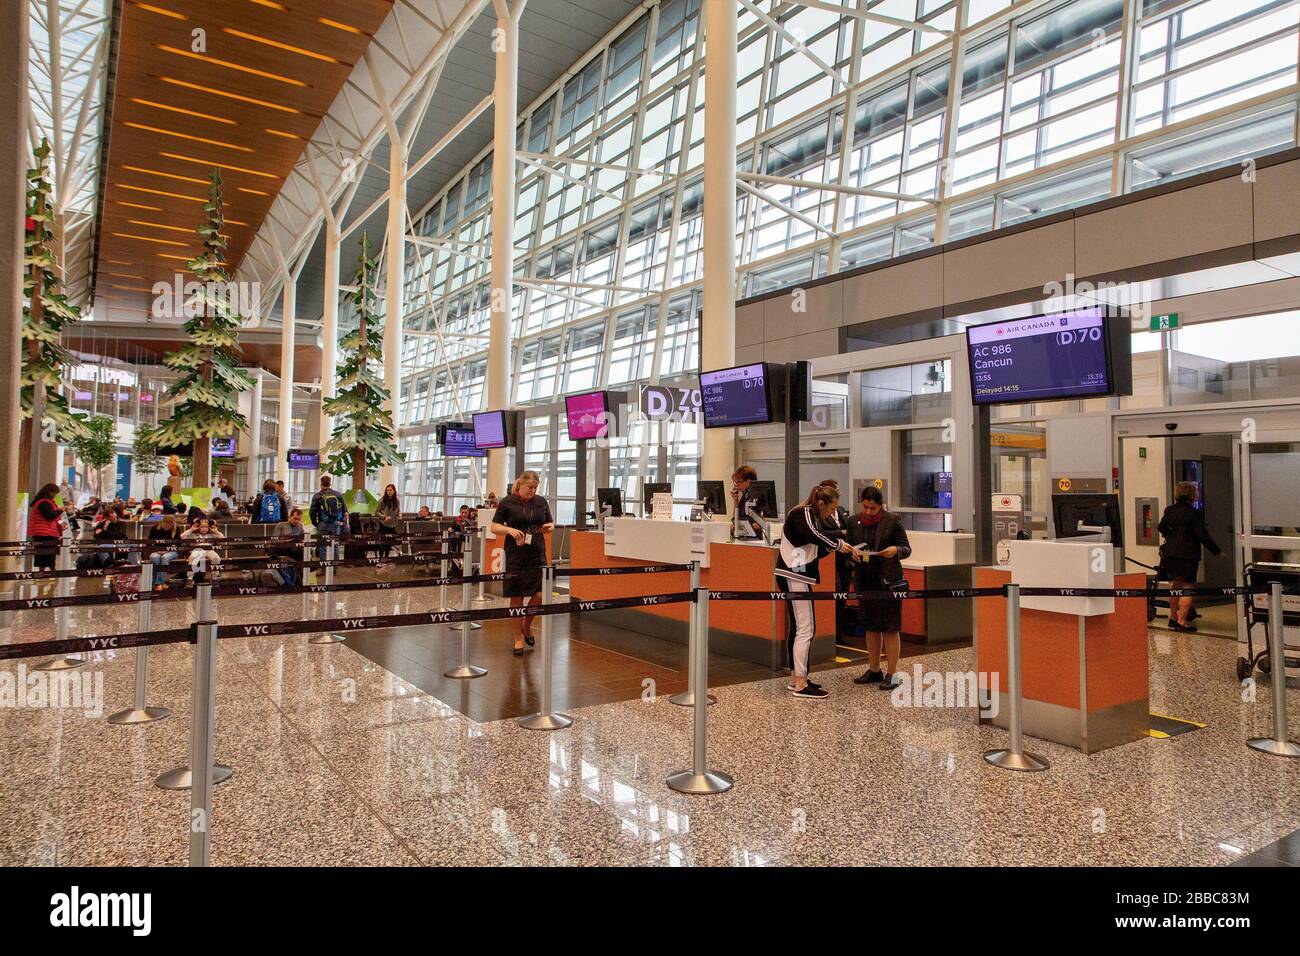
975 539 1149 754
568 524 836 669
898 531 975 645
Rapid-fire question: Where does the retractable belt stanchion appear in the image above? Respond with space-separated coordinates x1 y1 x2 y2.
1247 581 1300 758
518 565 572 730
436 536 451 612
667 584 733 794
301 536 311 620
669 561 715 707
983 583 1049 772
473 527 492 608
310 539 345 645
107 561 171 724
35 537 84 672
444 531 487 679
156 582 233 791
452 530 482 631
188 609 219 867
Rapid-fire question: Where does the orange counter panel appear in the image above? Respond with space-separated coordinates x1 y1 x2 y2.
568 531 835 641
975 568 1149 713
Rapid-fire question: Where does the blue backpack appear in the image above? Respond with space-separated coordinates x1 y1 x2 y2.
258 493 282 523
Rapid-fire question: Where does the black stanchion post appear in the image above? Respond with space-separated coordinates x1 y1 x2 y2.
107 561 170 724
517 565 572 730
1247 581 1300 758
983 582 1049 772
670 561 715 707
155 583 234 791
667 584 733 794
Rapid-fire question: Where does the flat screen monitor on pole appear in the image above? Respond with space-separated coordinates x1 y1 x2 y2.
966 306 1132 406
596 487 623 518
565 390 613 441
442 425 485 458
745 480 779 519
699 362 784 428
696 480 726 516
1051 493 1124 549
642 482 672 515
287 449 319 471
471 410 509 449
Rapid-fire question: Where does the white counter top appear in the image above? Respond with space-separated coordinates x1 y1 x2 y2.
1003 539 1115 616
603 517 733 567
900 531 976 570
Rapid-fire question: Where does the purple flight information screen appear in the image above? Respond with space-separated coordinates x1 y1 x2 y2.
967 308 1112 405
444 426 485 458
700 363 772 428
288 450 319 470
565 391 609 440
471 410 507 449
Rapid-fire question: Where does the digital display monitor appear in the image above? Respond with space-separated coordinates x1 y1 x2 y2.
443 426 486 458
967 307 1129 406
565 391 612 441
287 449 319 470
700 362 776 428
745 480 779 519
933 471 953 509
210 437 235 458
696 480 726 516
1051 493 1123 549
642 482 672 515
596 487 623 518
472 410 508 449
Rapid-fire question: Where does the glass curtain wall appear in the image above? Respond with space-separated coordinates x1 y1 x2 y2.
397 0 1300 510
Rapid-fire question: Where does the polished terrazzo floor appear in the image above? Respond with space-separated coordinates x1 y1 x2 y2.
1 578 1298 867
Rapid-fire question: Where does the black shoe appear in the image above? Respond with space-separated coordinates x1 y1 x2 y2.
854 669 883 685
512 646 524 657
787 679 821 691
524 634 536 647
878 673 901 690
792 684 828 700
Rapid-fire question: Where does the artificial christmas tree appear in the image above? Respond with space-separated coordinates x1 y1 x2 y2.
20 138 87 488
321 232 402 495
148 169 253 484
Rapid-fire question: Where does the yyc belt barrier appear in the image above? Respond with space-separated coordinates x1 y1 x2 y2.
0 626 192 662
555 564 694 577
0 529 476 551
709 584 1272 602
0 587 196 613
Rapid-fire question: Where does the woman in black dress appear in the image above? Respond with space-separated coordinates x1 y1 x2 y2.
848 486 912 691
490 470 554 656
1158 481 1221 633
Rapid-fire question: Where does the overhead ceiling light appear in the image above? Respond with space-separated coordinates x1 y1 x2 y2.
117 183 206 203
115 200 163 211
238 186 271 196
112 232 192 248
129 98 236 125
157 77 301 114
124 122 255 153
158 253 202 263
265 128 304 140
157 45 307 87
225 217 249 226
108 272 146 280
319 17 363 34
159 151 278 179
122 164 209 185
105 259 132 265
127 219 232 240
111 284 155 292
247 0 287 9
222 28 342 63
134 2 187 19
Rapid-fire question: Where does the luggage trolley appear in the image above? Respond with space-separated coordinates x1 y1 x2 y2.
1237 562 1300 682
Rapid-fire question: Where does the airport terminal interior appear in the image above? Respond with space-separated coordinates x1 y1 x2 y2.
1 0 1298 871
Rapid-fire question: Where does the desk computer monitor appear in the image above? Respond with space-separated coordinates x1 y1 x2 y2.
596 487 623 518
643 482 672 515
1052 493 1123 549
746 480 779 520
696 480 726 516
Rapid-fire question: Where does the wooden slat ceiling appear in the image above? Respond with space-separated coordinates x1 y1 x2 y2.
95 0 393 322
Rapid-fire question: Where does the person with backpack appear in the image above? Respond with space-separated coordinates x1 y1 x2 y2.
252 480 285 524
309 475 348 560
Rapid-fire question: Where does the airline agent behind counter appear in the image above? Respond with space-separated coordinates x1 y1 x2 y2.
730 464 765 537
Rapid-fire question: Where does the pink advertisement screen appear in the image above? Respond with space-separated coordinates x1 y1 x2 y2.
565 392 609 440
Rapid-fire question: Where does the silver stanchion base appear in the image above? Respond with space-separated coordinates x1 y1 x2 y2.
444 664 487 679
308 633 346 645
154 764 234 790
666 769 734 795
34 656 86 672
517 712 573 731
983 749 1050 772
471 595 493 608
668 691 716 707
106 706 171 725
450 621 483 631
1247 737 1300 758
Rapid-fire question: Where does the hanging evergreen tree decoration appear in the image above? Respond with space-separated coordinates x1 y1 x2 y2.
20 137 87 484
148 169 253 484
322 232 403 492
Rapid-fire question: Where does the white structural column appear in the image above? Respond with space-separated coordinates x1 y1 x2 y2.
700 0 738 483
248 372 263 491
932 0 968 244
277 276 297 484
487 0 525 498
0 0 27 549
320 218 341 448
380 131 407 492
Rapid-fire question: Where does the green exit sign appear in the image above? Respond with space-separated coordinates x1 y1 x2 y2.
1151 312 1180 331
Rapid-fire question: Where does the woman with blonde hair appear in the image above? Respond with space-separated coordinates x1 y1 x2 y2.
490 470 555 655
